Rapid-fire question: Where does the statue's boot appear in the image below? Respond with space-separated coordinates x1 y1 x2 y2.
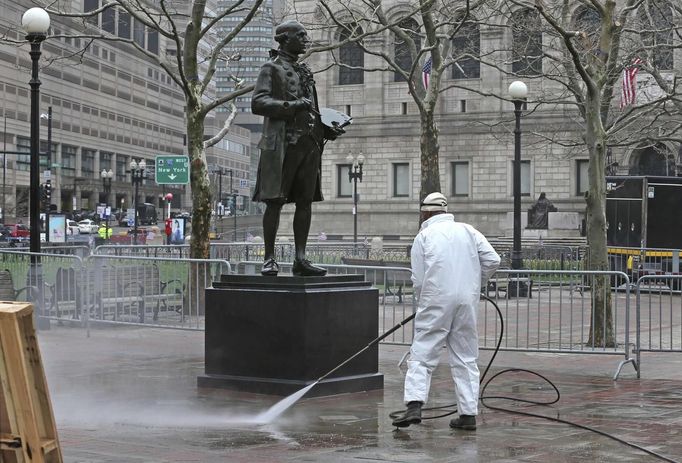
292 258 327 276
261 258 279 276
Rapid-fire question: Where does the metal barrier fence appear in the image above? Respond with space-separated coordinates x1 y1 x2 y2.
0 249 229 333
609 247 682 281
0 250 84 324
233 264 635 377
481 269 635 379
94 242 412 264
82 255 230 332
635 275 682 378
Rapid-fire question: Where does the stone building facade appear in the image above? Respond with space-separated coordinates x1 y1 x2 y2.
0 0 251 223
276 1 682 240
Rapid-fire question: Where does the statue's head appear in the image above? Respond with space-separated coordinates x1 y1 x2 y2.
539 192 546 200
275 20 309 55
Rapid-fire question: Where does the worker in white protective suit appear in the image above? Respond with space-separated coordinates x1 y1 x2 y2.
392 192 500 430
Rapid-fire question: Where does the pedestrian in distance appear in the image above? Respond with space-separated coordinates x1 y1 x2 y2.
392 192 500 430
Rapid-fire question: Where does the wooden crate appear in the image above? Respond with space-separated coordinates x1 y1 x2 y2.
0 302 62 463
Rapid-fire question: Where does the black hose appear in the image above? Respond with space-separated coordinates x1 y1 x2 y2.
389 294 680 463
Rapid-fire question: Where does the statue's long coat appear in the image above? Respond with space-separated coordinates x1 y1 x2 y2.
251 53 325 203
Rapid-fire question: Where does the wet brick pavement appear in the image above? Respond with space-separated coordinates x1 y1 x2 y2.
35 325 682 462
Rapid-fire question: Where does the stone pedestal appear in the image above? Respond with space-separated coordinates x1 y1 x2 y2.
198 274 383 397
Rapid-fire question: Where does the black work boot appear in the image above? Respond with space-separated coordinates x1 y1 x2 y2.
449 414 476 430
292 258 327 277
261 258 279 276
392 401 422 428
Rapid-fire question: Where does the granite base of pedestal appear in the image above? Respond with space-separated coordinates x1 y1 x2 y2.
198 274 383 397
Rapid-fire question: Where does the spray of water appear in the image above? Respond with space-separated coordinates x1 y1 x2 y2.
252 382 318 424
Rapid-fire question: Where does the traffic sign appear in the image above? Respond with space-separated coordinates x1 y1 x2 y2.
155 155 190 185
239 178 249 188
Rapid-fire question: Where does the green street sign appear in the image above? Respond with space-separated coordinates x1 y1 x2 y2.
155 155 190 184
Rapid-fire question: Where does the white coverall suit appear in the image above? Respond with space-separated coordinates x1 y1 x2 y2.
405 213 500 415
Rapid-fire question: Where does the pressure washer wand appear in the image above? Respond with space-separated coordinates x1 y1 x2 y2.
313 312 416 384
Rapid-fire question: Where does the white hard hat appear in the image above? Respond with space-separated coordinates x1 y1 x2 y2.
420 192 447 212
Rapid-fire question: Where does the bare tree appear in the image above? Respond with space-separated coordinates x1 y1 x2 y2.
32 0 266 258
294 0 482 200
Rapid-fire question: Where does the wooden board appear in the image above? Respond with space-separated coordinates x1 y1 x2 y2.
0 301 62 463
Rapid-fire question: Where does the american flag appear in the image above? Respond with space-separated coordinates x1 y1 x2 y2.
422 56 432 89
620 58 643 109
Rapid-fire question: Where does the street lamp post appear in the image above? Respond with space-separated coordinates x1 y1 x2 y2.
101 168 113 240
508 81 527 271
346 152 365 252
508 80 528 298
23 7 50 255
22 7 50 328
129 159 146 245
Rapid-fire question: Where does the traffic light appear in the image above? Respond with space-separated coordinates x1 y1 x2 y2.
44 180 51 201
40 181 52 210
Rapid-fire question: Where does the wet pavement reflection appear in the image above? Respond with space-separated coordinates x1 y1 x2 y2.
38 326 682 462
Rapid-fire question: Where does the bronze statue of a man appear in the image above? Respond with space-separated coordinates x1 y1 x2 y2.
251 20 344 276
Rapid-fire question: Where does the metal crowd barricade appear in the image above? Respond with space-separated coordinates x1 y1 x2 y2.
481 269 635 379
0 249 84 324
94 244 192 258
635 275 682 378
82 255 231 332
608 247 682 285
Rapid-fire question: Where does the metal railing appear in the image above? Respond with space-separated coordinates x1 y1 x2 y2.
82 255 231 332
635 275 682 378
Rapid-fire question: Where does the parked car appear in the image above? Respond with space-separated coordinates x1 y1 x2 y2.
77 219 99 234
0 224 30 243
67 220 80 236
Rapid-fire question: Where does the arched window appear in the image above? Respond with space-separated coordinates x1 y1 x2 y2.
451 20 480 80
511 8 543 76
573 5 601 58
629 146 676 176
339 23 364 85
393 19 421 82
638 0 673 71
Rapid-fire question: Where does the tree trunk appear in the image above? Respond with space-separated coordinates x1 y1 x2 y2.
187 108 212 260
584 101 615 348
419 109 440 199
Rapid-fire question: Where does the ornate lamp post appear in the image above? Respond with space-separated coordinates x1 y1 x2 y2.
508 81 528 271
346 152 365 251
129 159 146 245
101 168 113 240
23 7 50 254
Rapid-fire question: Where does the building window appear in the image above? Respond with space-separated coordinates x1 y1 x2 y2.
82 149 96 175
83 0 99 26
101 151 113 171
393 163 410 197
118 11 131 39
62 145 77 173
393 19 420 82
133 19 145 47
102 7 116 34
451 162 470 197
451 20 480 79
576 159 589 196
16 136 30 171
116 156 127 181
147 30 159 54
511 9 543 76
639 1 674 71
338 23 364 85
520 160 531 196
337 164 352 197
